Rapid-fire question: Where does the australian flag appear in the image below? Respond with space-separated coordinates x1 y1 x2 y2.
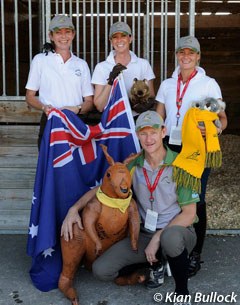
27 77 140 292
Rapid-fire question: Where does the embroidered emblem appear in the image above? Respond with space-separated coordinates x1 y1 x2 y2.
186 150 200 161
75 69 81 76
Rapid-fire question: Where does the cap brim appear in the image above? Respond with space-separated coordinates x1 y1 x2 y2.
136 123 162 131
177 46 199 53
110 31 130 38
50 26 74 31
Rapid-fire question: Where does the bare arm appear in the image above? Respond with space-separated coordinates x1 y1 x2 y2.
61 186 98 241
128 199 140 251
156 102 166 120
93 64 127 112
93 84 112 112
166 203 196 228
26 89 53 116
218 110 228 131
145 203 196 264
148 79 155 98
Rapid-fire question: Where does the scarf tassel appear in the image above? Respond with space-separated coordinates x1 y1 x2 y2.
205 150 222 168
173 167 201 194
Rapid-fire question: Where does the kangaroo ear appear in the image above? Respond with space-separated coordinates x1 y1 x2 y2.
133 78 138 82
143 79 148 85
123 152 141 165
100 144 115 166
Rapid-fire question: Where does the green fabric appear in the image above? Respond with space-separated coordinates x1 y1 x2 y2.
205 150 222 168
127 145 199 207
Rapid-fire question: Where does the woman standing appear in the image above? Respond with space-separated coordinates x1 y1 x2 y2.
156 35 227 277
92 21 155 116
25 15 94 149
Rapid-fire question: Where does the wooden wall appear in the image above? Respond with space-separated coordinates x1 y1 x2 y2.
0 100 40 233
0 4 239 232
0 101 239 232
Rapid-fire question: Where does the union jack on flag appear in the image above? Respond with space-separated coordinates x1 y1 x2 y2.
27 77 140 292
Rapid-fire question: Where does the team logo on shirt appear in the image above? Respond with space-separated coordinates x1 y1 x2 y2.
75 69 81 76
192 192 199 199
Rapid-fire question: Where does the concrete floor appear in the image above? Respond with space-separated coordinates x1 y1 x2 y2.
0 235 239 305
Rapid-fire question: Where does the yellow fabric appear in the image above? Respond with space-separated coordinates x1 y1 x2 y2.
172 107 222 193
96 187 132 213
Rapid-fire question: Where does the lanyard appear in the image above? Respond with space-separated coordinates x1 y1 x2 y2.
176 69 197 126
142 167 165 210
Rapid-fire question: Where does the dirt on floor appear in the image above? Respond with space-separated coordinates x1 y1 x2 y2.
206 134 240 229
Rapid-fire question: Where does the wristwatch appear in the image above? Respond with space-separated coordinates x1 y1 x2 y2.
77 105 82 114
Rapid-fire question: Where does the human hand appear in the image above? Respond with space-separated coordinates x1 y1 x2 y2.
107 63 127 85
144 234 160 265
61 207 83 242
42 104 53 116
198 123 206 137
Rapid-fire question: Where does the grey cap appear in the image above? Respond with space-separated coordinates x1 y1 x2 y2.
135 111 165 131
109 21 132 38
176 36 200 53
49 15 75 32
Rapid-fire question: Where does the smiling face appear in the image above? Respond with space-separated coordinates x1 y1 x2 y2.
176 48 200 72
137 126 166 156
110 32 132 53
49 28 75 53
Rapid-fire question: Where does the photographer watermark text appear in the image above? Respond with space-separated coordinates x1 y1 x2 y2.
153 292 238 303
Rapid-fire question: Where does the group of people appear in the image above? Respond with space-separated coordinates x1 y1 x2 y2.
26 14 227 305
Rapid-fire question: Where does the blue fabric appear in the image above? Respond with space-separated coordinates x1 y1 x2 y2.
27 78 140 291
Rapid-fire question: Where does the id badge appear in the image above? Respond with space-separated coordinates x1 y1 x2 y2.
144 209 158 232
169 126 182 146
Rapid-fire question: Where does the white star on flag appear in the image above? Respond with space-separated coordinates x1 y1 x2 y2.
42 248 55 258
29 223 38 238
32 193 37 205
90 180 102 189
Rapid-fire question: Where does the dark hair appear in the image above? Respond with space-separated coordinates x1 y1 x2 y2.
42 42 55 56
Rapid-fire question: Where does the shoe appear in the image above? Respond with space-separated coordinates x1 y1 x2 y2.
188 251 203 277
145 263 164 289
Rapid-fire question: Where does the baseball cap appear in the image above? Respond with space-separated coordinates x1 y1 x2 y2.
135 111 165 131
176 36 200 53
49 15 75 32
109 21 132 38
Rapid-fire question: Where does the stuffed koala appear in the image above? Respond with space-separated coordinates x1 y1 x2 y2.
129 78 155 113
192 97 226 129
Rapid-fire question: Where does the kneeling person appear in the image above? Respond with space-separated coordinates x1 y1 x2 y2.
92 111 198 299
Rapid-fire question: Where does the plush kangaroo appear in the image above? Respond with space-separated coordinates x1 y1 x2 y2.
58 144 140 305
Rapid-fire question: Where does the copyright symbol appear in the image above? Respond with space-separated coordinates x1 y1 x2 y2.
153 293 163 302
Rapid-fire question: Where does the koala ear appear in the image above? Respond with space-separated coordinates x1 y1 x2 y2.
218 99 226 112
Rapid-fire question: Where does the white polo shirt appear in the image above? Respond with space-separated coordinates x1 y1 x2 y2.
155 66 222 136
91 50 155 95
26 52 94 108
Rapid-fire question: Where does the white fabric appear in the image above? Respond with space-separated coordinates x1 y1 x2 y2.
25 52 94 108
91 50 155 95
155 66 222 136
